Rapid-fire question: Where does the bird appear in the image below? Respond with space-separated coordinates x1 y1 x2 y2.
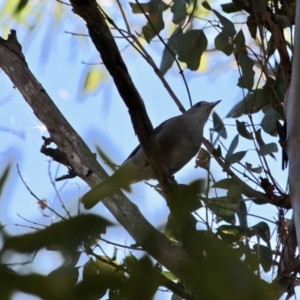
82 100 221 209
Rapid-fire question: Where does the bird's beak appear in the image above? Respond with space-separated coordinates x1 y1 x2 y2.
211 100 221 107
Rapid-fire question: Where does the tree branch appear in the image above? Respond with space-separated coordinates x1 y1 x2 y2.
285 0 300 252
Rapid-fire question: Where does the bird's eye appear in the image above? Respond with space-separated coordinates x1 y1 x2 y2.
194 102 202 107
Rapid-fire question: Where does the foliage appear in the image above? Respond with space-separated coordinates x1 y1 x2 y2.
0 0 297 299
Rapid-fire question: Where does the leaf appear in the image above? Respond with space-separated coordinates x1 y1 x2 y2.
253 244 272 272
221 2 243 13
171 0 187 24
142 0 167 42
4 214 112 253
201 1 211 10
251 222 270 244
213 10 236 38
255 129 276 159
217 225 247 243
84 68 104 93
236 52 254 91
226 88 269 118
245 162 262 174
142 14 164 43
207 197 236 224
246 15 257 39
175 30 208 70
258 143 278 157
129 2 150 13
227 185 243 202
14 0 29 14
212 178 237 190
234 29 246 53
160 27 183 75
202 1 236 38
226 151 247 165
236 120 253 140
212 111 227 138
215 33 233 56
226 134 239 158
261 107 282 136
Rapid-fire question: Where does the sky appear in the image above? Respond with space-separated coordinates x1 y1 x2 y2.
0 0 293 299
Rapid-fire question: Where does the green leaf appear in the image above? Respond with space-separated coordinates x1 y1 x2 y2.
206 197 236 224
217 225 247 243
245 162 262 174
258 143 278 156
226 134 239 158
201 1 211 10
212 111 227 138
261 107 282 136
253 244 272 272
236 120 253 140
226 151 247 165
171 0 187 24
227 185 243 202
4 214 112 253
129 2 150 13
14 0 29 14
160 27 183 75
236 52 254 91
246 15 257 39
142 0 167 42
226 88 269 118
212 178 237 190
213 10 236 38
234 29 245 51
255 129 275 159
251 222 270 244
175 30 208 70
215 33 233 56
221 2 243 13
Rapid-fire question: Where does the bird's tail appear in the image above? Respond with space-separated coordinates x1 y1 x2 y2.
81 171 130 209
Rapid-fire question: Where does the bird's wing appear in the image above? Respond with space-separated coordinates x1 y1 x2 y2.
125 117 175 161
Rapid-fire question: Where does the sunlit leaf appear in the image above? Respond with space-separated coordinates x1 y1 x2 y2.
84 68 104 93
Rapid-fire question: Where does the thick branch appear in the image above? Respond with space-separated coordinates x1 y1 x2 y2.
285 0 300 251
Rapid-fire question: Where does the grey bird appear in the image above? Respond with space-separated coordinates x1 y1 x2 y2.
82 100 221 209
